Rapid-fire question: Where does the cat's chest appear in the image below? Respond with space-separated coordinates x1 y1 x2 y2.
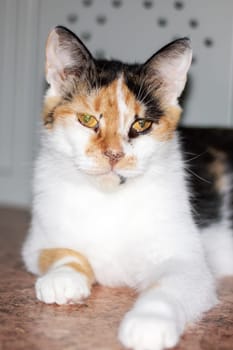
80 208 158 288
42 178 180 287
60 183 170 287
67 182 156 238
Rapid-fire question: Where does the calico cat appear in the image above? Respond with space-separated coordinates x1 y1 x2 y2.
22 26 233 350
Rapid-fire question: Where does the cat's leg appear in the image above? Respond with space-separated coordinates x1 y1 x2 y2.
119 259 217 350
35 248 95 305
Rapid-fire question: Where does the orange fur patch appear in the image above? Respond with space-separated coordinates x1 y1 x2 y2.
152 106 181 141
53 105 76 119
90 79 122 154
208 148 227 192
43 96 61 127
39 248 95 285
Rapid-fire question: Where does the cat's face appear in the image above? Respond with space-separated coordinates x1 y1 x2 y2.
43 26 192 189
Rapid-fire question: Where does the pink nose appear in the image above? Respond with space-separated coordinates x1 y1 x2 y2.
104 149 124 166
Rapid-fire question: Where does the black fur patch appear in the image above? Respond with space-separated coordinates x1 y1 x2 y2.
179 127 233 229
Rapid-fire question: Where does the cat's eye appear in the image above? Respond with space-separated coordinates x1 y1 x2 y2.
78 113 99 129
129 119 153 138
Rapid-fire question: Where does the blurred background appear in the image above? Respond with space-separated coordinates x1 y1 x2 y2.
0 0 233 207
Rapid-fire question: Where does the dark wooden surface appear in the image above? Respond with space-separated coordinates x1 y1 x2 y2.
0 207 232 350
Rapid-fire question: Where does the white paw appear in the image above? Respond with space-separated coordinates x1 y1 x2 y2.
119 310 180 350
35 268 90 305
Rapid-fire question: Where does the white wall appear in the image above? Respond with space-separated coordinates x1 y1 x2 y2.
0 0 40 207
1 0 233 206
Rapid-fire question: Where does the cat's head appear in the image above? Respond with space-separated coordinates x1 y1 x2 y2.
43 26 192 189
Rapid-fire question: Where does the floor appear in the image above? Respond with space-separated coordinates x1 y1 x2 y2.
0 207 233 350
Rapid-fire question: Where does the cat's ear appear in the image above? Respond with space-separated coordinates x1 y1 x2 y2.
143 38 192 106
45 26 95 95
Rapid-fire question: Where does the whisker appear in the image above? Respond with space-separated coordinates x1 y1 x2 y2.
183 151 207 164
136 75 147 101
141 97 158 108
139 84 156 105
185 167 211 184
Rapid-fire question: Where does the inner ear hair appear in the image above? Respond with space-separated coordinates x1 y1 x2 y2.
45 26 96 95
143 38 192 106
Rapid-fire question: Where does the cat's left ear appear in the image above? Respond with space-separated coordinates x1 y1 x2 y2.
45 26 95 95
143 38 192 106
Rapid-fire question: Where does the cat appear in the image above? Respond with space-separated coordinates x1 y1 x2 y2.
22 26 233 350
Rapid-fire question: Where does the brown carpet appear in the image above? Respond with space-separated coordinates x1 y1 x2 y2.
0 207 232 350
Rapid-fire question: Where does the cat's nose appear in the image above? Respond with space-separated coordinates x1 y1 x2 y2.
104 149 124 167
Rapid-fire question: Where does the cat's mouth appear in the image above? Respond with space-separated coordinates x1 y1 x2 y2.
82 168 126 182
119 175 127 184
97 172 127 185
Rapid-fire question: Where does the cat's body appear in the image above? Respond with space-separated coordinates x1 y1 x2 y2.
22 26 233 350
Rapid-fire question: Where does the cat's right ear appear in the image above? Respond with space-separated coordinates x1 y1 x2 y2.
45 26 95 95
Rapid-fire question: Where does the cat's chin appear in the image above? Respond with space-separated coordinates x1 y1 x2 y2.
88 172 125 192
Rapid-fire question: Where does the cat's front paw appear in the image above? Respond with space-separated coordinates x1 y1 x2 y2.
35 268 90 305
118 310 180 350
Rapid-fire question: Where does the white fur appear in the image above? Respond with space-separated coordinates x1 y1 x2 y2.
22 77 223 350
119 291 183 350
201 173 233 277
36 266 90 305
34 253 91 304
201 225 233 277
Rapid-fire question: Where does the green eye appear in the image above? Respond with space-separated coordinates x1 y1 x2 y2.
84 114 91 123
78 113 99 129
129 119 153 138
